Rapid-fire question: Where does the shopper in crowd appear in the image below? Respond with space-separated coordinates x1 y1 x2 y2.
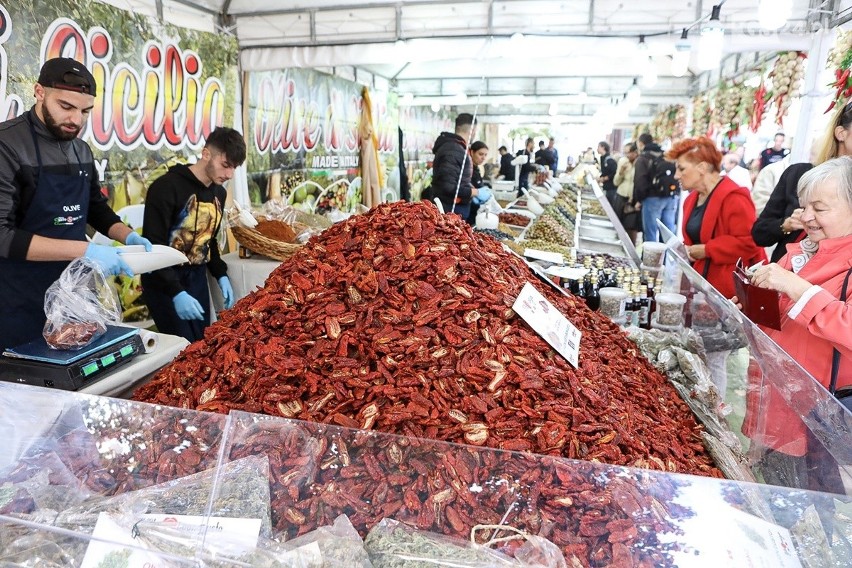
633 132 679 243
613 142 640 244
722 152 753 190
751 155 791 216
516 137 535 195
497 146 514 181
596 141 618 207
759 132 790 170
753 103 852 262
465 141 492 226
738 157 852 496
142 127 245 343
0 58 153 350
430 113 478 218
667 136 765 299
546 137 559 174
534 140 547 164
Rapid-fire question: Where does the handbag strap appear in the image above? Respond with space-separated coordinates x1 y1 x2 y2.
829 266 852 394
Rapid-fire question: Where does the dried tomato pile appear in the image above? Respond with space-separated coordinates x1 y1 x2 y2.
135 201 720 563
137 200 716 471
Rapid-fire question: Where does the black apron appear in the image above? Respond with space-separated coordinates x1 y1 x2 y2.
0 120 90 349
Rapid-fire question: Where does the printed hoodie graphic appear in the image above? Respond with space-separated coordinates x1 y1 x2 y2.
169 194 221 264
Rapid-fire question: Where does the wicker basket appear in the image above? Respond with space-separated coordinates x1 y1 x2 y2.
228 210 331 261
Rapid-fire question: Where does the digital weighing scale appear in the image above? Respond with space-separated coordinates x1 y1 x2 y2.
0 325 144 391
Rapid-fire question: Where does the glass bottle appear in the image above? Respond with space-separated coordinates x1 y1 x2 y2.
586 275 600 311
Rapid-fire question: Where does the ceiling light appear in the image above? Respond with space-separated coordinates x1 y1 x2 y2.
510 32 525 46
759 0 792 31
697 5 724 71
430 102 441 113
625 78 641 110
512 95 525 109
548 102 558 116
401 92 414 105
671 28 691 77
454 92 467 104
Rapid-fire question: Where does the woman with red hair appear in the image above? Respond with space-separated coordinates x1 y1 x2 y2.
667 137 766 298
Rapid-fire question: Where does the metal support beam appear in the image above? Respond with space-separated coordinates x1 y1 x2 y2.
588 0 595 32
487 0 494 36
168 0 218 16
309 10 316 44
155 0 163 21
395 4 402 40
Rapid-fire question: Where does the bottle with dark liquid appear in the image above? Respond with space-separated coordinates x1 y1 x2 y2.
585 275 600 311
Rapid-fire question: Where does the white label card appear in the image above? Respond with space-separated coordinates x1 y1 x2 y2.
512 282 581 368
524 248 564 265
80 513 263 568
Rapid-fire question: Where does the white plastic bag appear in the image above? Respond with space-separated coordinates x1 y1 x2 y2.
42 258 120 350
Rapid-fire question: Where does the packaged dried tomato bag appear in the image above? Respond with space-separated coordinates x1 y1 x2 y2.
42 258 121 350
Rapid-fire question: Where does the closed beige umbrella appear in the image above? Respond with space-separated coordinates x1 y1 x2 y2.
359 86 384 209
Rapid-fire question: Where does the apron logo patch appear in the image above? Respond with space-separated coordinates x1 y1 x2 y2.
53 215 83 226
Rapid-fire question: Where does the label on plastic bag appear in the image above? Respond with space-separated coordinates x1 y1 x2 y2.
513 282 581 368
81 512 262 567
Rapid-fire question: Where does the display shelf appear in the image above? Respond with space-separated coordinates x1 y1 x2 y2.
580 173 641 265
1 383 850 566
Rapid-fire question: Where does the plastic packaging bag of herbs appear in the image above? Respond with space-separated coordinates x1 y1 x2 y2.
364 518 566 568
51 456 273 539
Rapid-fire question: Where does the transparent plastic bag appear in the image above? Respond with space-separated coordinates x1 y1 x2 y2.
42 258 120 350
261 199 301 225
364 519 565 568
53 456 273 538
365 519 516 567
279 514 371 567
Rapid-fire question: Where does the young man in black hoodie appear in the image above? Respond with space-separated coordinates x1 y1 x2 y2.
142 127 246 342
431 113 478 219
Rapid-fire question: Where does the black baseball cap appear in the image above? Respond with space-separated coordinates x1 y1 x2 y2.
37 58 96 96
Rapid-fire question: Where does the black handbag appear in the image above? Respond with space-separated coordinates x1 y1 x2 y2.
828 267 852 411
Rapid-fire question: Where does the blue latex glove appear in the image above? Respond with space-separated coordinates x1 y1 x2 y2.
173 291 205 321
218 276 235 309
84 243 134 277
473 185 492 205
125 231 153 251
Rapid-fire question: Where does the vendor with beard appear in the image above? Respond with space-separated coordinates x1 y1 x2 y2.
0 58 151 350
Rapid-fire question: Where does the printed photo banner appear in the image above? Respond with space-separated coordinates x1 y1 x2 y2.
0 0 238 325
0 1 237 165
245 67 401 206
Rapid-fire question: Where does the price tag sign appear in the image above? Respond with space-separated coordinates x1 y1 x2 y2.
523 248 564 265
512 282 581 367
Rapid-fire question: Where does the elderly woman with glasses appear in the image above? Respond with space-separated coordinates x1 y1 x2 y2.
752 101 852 262
740 156 852 494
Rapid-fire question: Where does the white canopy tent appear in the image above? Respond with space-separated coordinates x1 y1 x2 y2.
102 0 850 125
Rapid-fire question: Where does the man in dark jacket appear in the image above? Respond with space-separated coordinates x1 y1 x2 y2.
498 146 514 181
431 113 478 219
633 132 679 242
142 127 246 342
516 137 535 195
0 58 152 349
597 141 618 207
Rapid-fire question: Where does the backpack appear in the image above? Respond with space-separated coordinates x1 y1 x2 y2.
650 155 679 196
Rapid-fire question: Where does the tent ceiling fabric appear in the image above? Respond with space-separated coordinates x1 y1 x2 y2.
107 0 830 120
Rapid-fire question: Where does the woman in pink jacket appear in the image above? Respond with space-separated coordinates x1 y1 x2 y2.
740 157 852 494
